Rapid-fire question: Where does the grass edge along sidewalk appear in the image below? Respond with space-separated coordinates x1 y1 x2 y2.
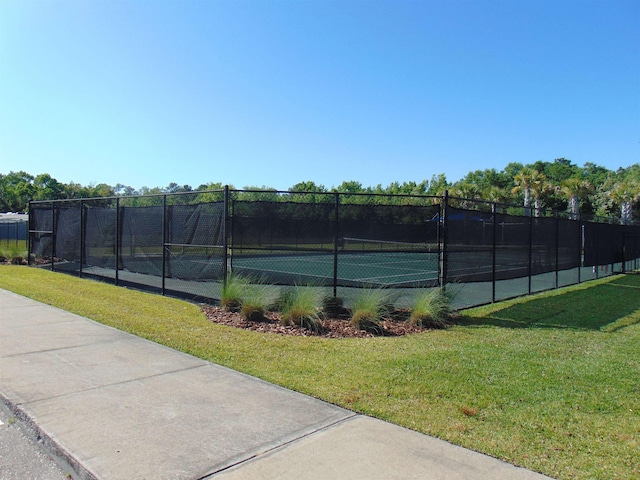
0 266 638 480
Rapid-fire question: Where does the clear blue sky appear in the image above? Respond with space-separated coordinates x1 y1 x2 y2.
1 0 638 191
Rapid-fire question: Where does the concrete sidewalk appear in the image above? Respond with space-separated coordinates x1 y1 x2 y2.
0 288 552 480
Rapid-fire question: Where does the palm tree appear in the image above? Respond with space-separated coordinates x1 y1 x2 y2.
609 179 640 225
449 181 480 208
512 167 547 216
559 178 594 219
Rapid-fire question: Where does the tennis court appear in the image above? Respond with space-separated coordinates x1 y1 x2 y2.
231 250 440 288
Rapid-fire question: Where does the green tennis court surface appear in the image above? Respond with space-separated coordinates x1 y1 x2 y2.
231 251 440 287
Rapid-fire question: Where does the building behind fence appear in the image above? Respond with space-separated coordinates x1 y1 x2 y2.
28 188 640 310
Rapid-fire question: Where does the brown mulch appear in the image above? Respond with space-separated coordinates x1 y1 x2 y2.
202 306 439 338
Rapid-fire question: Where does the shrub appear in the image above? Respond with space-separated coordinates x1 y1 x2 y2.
409 289 450 328
350 288 394 335
280 286 324 333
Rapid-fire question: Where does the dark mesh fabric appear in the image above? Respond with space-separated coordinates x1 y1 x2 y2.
165 202 225 281
29 205 53 259
339 203 439 245
445 206 494 282
494 213 530 281
27 191 640 308
530 216 556 275
53 204 81 265
119 205 163 276
231 201 335 253
622 228 640 261
583 222 616 266
557 218 580 270
84 206 117 269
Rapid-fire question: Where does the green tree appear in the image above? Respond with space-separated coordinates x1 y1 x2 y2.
0 171 35 212
32 173 66 201
288 181 329 203
425 173 450 197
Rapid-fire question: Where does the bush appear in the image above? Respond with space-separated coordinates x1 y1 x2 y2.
409 289 450 328
280 286 324 333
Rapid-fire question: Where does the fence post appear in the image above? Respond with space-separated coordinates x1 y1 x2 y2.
528 209 533 295
27 202 32 266
222 185 229 290
577 220 582 284
80 200 84 277
441 190 448 293
491 203 497 303
162 194 167 296
51 204 55 271
554 212 559 290
333 192 340 298
115 197 120 286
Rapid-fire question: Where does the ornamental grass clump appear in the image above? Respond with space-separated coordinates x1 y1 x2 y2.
280 286 325 334
409 289 451 328
350 288 394 335
220 273 248 312
238 280 279 322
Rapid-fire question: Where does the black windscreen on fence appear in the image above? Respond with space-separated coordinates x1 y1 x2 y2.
445 206 494 283
583 222 619 267
30 204 54 259
120 205 164 277
29 189 640 307
231 201 335 254
54 203 82 271
557 217 581 270
530 216 556 275
230 200 440 288
165 202 225 282
84 204 117 270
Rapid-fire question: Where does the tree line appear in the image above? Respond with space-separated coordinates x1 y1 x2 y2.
1 158 639 223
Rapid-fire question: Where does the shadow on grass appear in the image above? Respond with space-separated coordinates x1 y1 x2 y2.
458 274 640 331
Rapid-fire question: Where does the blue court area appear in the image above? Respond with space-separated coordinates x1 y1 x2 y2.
230 251 440 287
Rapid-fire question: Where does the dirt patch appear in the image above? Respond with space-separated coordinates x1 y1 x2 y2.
202 306 441 338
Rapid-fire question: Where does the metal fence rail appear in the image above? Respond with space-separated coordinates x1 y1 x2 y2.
28 188 640 309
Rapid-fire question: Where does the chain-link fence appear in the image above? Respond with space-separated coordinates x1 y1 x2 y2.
0 213 28 253
28 188 640 309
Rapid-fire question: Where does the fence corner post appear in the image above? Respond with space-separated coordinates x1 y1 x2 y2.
332 192 340 298
441 190 449 293
222 185 230 292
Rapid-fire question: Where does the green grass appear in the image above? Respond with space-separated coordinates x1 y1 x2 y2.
0 266 639 479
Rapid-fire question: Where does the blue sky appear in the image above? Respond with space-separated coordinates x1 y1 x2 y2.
1 0 638 191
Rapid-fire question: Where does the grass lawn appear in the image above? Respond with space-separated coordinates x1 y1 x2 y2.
1 266 638 479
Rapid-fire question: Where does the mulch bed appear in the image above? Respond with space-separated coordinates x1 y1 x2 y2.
202 306 441 338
